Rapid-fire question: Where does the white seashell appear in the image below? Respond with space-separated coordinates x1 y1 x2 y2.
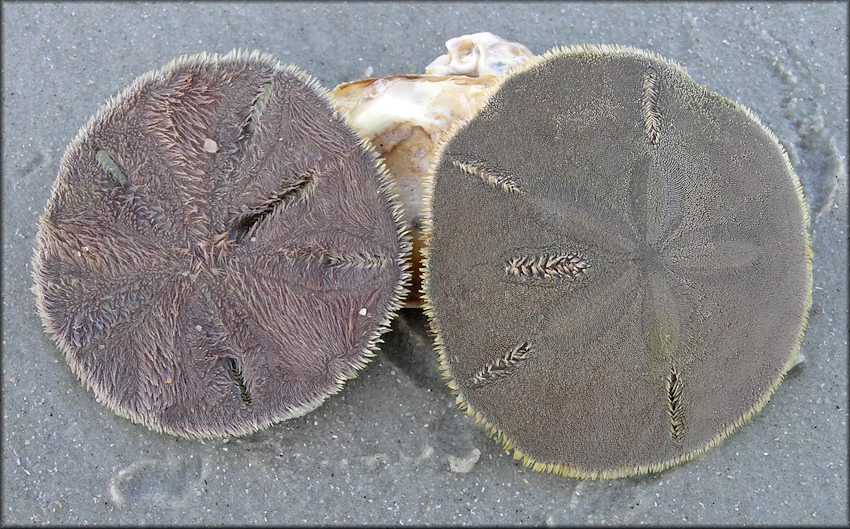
424 32 534 77
330 33 535 306
333 74 497 225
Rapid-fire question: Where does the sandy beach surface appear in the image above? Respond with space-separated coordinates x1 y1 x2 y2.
2 2 847 525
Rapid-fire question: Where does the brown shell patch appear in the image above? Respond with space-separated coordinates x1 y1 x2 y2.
33 50 408 438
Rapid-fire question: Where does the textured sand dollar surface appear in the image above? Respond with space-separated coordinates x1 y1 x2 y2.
33 50 408 438
424 45 812 478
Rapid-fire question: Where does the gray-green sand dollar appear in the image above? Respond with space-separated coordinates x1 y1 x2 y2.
424 45 812 479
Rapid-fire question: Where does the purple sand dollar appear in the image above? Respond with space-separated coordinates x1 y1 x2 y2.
33 50 409 438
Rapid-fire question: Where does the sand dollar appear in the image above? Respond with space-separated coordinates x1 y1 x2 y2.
424 45 812 478
33 50 409 438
